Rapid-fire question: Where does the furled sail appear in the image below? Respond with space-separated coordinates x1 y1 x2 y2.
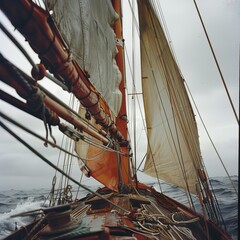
45 0 122 116
138 1 203 193
45 0 130 191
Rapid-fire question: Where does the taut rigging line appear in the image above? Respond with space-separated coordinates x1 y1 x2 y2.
0 121 130 214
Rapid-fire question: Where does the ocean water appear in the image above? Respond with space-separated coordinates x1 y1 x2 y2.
0 176 238 239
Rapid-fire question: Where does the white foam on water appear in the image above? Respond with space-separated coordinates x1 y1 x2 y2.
0 197 45 237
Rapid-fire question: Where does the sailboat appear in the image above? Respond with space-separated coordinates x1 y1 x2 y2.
0 0 238 239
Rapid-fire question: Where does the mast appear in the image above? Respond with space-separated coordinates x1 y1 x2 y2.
113 0 141 190
112 0 128 140
112 0 134 190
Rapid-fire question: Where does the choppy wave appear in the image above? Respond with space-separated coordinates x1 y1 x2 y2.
0 176 238 239
0 196 45 237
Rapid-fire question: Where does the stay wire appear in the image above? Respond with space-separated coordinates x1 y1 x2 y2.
131 0 137 180
151 0 236 219
127 0 195 203
184 82 238 196
150 0 196 210
125 45 163 193
0 121 130 214
125 2 165 193
1 93 124 158
0 21 68 91
143 1 194 207
63 95 76 190
202 167 226 229
192 0 239 125
1 20 101 134
152 0 205 174
1 20 105 145
0 111 80 160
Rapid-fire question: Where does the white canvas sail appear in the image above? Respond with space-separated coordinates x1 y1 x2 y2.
138 1 203 193
45 0 122 116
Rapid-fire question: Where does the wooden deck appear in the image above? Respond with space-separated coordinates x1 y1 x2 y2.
4 186 231 240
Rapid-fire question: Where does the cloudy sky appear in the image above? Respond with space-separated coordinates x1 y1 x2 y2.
0 0 239 191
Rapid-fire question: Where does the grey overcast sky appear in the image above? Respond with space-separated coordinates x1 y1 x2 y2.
0 0 239 191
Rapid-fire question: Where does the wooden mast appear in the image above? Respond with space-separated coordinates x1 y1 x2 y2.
112 0 128 140
112 0 134 189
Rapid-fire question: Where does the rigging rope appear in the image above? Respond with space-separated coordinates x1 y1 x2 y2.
0 22 68 91
200 161 228 230
126 1 199 202
179 80 231 228
142 1 195 208
131 0 138 179
151 0 210 176
0 121 130 214
192 0 239 125
62 95 76 195
75 172 84 201
0 20 105 135
184 82 238 196
0 100 125 163
149 0 237 225
129 2 190 201
0 112 81 161
136 201 199 240
125 46 163 193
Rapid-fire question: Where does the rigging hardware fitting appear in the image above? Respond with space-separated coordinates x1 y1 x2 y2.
116 38 124 47
59 124 85 142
